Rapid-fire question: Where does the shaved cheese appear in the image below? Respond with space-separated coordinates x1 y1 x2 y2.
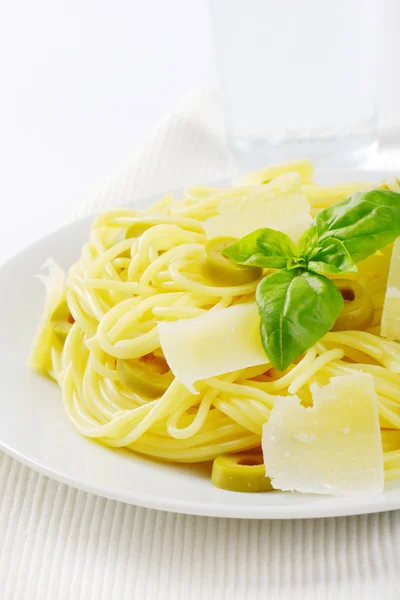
218 173 301 215
36 258 65 317
158 303 267 393
203 187 312 244
381 238 400 340
29 259 65 374
262 374 384 495
234 159 314 186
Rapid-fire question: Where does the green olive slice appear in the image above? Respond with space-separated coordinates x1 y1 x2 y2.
332 279 374 331
211 453 274 492
203 237 262 286
117 357 173 398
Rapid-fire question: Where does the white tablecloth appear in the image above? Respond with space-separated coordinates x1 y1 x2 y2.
1 89 400 600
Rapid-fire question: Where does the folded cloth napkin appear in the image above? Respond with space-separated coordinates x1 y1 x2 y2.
1 89 400 600
80 88 238 219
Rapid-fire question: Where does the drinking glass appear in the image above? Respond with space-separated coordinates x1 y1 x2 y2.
210 0 383 169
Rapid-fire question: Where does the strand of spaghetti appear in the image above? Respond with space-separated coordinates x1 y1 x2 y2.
138 243 204 286
214 397 263 434
67 278 109 325
50 344 63 383
347 331 400 366
86 359 146 420
226 396 270 433
127 432 260 462
148 244 158 263
96 297 149 340
85 339 119 380
107 292 186 341
377 398 400 429
322 342 378 365
90 229 126 290
176 190 231 214
169 260 258 296
239 364 272 380
382 430 400 452
211 295 234 310
204 378 274 408
152 306 206 319
164 407 229 437
155 421 261 452
92 208 145 227
100 379 192 446
82 242 98 262
323 359 400 390
64 335 139 424
90 228 120 252
101 378 146 409
62 324 87 387
87 238 139 278
199 186 254 209
239 347 317 393
183 185 223 201
68 341 107 423
167 396 214 439
64 381 157 437
245 398 271 421
62 364 99 430
113 330 159 358
165 372 240 439
105 214 206 231
112 258 131 269
301 183 369 207
82 278 156 295
82 361 113 423
288 348 344 395
146 193 174 214
385 468 400 481
137 226 206 258
323 332 384 360
384 449 400 470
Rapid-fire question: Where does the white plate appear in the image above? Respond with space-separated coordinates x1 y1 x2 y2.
1 169 400 519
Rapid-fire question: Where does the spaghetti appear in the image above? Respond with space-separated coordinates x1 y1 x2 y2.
29 165 400 484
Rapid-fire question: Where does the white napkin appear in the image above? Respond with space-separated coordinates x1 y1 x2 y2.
79 88 238 219
1 89 400 600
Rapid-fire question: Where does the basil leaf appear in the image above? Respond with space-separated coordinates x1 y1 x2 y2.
307 237 358 275
223 228 297 269
298 226 319 257
256 269 343 371
309 189 400 263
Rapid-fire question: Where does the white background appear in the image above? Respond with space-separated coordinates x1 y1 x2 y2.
0 0 217 261
0 0 399 262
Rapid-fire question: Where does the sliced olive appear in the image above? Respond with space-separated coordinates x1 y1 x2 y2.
332 279 374 332
211 453 274 492
117 357 173 398
125 222 153 239
203 237 262 286
50 297 74 341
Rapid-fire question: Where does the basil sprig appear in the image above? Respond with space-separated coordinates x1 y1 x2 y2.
223 189 400 371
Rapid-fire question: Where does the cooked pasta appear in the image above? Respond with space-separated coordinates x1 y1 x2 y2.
29 162 400 490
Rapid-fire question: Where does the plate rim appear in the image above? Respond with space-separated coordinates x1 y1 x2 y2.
2 437 400 519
